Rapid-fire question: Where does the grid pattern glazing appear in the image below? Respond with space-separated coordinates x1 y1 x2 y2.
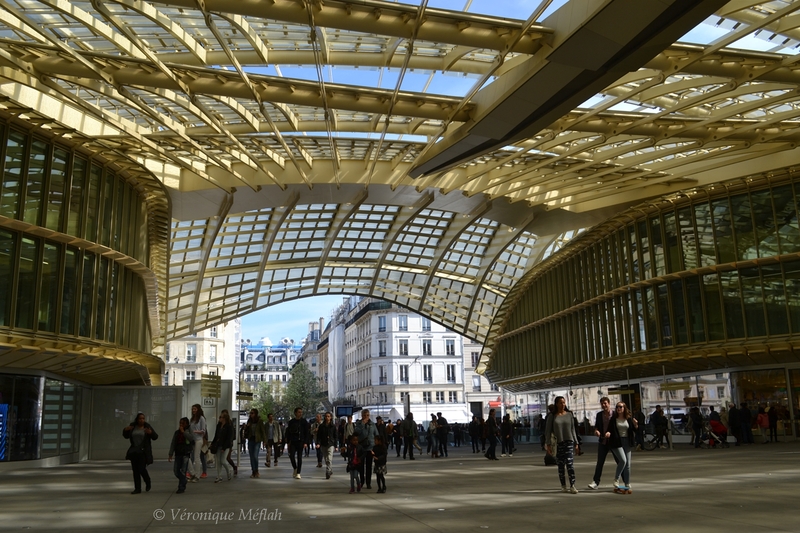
488 173 800 390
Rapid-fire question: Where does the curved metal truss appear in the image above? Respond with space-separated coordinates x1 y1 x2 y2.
3 1 800 349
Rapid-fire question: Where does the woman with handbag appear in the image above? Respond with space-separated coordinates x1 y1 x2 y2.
211 411 235 482
544 396 579 493
122 412 158 494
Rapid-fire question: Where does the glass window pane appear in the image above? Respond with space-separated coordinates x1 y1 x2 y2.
663 211 680 274
0 229 14 327
651 216 665 277
720 271 744 339
784 261 800 334
644 286 658 349
775 184 800 255
731 193 755 261
712 198 735 264
685 276 705 343
38 243 60 332
23 139 47 226
678 206 698 270
761 263 788 336
703 273 725 341
740 267 766 337
657 284 672 347
101 173 114 247
61 247 78 335
638 220 651 279
1 131 26 219
15 237 38 329
79 252 95 337
751 188 778 258
84 164 101 242
45 148 68 231
695 201 716 267
96 257 108 340
670 280 688 345
67 157 86 236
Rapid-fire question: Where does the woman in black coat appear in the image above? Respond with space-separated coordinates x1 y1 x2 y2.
211 411 235 482
123 412 158 494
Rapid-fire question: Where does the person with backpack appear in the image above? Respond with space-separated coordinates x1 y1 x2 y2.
168 417 193 494
286 407 310 479
354 409 379 489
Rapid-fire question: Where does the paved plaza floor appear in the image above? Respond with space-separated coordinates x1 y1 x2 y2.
1 441 798 533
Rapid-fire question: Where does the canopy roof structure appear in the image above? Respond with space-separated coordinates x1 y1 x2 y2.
3 0 800 361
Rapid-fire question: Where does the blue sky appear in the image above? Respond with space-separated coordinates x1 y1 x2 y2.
240 295 351 346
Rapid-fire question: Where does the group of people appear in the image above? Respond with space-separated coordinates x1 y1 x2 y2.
539 396 638 495
123 404 238 495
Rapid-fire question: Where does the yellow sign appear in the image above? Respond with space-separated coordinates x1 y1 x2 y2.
660 382 692 391
607 389 635 395
201 374 221 398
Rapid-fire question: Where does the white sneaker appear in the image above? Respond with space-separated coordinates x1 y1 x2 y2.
561 485 569 493
569 485 579 494
501 454 507 457
509 454 513 457
295 473 301 479
292 468 297 478
613 478 621 489
587 481 598 490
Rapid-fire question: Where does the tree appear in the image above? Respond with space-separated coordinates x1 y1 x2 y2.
252 380 288 420
283 363 323 416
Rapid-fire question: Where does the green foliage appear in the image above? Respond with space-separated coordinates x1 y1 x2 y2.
252 380 288 420
282 363 323 416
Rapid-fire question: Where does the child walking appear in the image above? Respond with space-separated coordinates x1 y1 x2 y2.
372 435 388 493
345 434 365 493
168 417 194 494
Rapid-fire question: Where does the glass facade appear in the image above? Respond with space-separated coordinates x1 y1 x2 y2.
492 174 800 386
0 122 152 354
0 374 84 462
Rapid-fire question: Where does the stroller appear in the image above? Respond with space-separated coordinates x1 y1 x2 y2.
703 420 730 448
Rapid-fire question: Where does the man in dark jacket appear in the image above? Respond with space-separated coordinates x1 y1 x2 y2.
436 412 449 458
588 397 616 489
286 407 310 479
354 409 379 488
315 411 338 479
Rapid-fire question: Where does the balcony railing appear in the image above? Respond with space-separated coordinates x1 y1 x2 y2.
379 378 387 385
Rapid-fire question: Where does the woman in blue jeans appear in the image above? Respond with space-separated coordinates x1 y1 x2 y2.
244 409 266 478
608 402 638 493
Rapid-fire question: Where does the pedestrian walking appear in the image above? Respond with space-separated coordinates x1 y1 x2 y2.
168 417 193 494
608 402 637 494
123 412 158 494
544 396 579 494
